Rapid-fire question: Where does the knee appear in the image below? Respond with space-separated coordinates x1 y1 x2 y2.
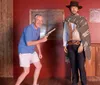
23 69 30 75
79 66 85 72
36 63 42 70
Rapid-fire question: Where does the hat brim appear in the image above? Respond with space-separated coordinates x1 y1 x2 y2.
66 5 82 9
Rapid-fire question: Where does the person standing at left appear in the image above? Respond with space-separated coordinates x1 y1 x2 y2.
15 14 48 85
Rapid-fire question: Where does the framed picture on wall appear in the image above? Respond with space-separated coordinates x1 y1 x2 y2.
90 9 100 23
29 9 65 40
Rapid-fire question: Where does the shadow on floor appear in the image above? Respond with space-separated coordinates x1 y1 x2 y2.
0 77 100 85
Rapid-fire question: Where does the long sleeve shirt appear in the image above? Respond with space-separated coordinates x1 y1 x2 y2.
63 22 81 47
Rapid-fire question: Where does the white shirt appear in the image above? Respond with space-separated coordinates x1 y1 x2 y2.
63 22 81 46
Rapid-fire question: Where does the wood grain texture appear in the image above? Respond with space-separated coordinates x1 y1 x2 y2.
0 78 100 85
85 44 100 76
0 0 13 77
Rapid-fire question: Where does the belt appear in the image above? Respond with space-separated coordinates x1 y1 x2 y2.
67 40 81 45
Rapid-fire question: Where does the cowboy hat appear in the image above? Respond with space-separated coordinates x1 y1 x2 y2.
66 1 82 9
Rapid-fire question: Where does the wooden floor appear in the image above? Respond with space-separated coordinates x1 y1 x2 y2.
0 77 100 85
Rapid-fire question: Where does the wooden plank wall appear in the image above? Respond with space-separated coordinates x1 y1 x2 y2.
94 44 100 76
86 44 100 76
0 0 13 77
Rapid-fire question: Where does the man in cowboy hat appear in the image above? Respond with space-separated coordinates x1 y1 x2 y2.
63 0 91 85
